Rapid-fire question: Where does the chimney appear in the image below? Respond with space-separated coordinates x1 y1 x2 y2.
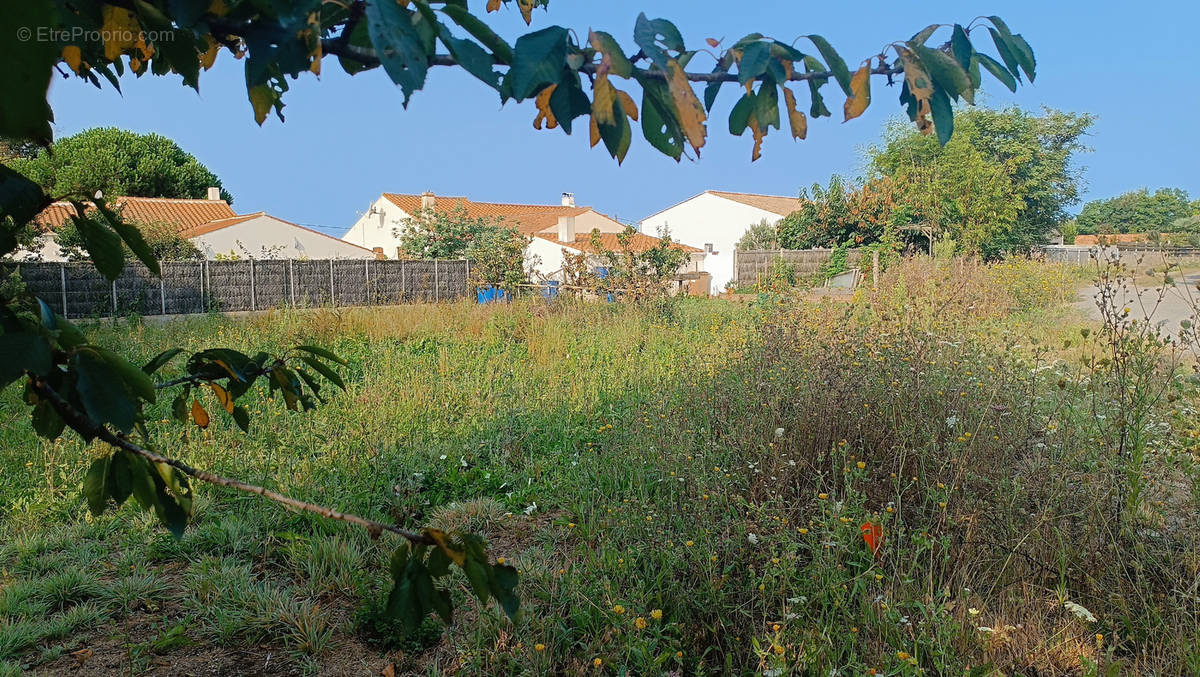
557 215 576 243
206 186 220 201
561 192 575 207
420 191 436 209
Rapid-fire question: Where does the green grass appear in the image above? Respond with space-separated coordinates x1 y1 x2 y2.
1 262 1198 674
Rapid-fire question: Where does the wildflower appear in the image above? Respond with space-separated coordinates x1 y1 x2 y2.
968 607 980 616
593 657 603 667
651 609 663 620
896 651 910 660
535 643 546 652
747 533 759 545
856 461 866 469
686 540 694 547
798 528 808 534
497 557 506 565
634 616 647 629
773 644 785 655
818 492 828 500
567 522 576 529
613 604 625 614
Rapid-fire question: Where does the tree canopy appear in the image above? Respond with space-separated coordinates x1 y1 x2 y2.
1075 188 1197 235
10 127 232 204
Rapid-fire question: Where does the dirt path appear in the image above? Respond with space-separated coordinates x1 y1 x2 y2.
1074 274 1200 335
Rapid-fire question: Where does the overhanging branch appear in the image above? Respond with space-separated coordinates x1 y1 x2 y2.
29 376 434 545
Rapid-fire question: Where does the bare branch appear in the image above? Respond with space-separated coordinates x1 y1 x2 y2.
29 376 435 546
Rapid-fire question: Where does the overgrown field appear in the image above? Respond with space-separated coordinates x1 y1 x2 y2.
2 259 1198 675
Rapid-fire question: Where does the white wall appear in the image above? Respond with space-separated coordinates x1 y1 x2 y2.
192 215 374 260
641 193 786 292
342 197 410 256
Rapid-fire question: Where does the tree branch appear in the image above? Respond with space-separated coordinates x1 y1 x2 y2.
321 41 903 85
29 376 435 545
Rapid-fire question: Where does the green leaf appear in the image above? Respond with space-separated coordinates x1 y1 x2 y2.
737 42 770 85
589 30 632 78
633 13 683 70
430 587 453 624
231 405 250 432
439 29 502 93
489 563 520 619
171 393 189 422
427 547 451 577
0 331 51 388
294 345 349 366
507 26 569 101
84 455 112 515
438 4 513 63
987 27 1022 81
365 0 430 105
639 79 684 160
806 35 851 96
462 558 491 605
909 24 939 45
107 450 134 507
547 74 591 134
728 92 754 135
31 397 65 439
97 200 160 275
976 53 1017 92
1007 34 1036 82
0 0 56 144
71 209 126 281
142 348 184 375
95 347 157 403
73 349 138 433
596 95 633 164
0 165 50 234
928 85 954 146
911 44 973 104
755 81 780 130
950 25 972 70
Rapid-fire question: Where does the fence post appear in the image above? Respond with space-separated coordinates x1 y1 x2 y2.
464 259 470 296
200 261 206 312
160 269 167 315
872 250 879 288
401 260 407 303
329 259 336 307
249 259 257 311
434 259 440 302
60 264 68 317
111 280 117 314
288 259 296 307
364 259 371 305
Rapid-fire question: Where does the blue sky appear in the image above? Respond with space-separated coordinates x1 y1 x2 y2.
45 1 1200 236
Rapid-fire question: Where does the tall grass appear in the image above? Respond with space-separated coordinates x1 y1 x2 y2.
0 260 1196 674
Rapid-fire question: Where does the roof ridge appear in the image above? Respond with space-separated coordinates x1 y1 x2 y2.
707 189 797 199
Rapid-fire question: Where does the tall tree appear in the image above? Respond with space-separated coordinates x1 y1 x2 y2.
9 128 232 203
1076 188 1195 234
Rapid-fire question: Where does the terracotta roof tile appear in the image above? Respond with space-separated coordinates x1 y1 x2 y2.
34 197 236 233
381 193 589 233
537 231 702 254
705 190 803 216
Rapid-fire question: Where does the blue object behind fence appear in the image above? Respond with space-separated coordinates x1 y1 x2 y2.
476 286 510 304
540 281 560 300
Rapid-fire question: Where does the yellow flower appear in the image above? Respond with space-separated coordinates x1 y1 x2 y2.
856 461 866 469
535 643 546 652
798 528 808 535
496 557 506 565
593 657 603 667
650 609 663 620
634 617 647 629
773 644 785 655
896 651 910 660
613 604 625 614
685 540 694 547
817 492 828 500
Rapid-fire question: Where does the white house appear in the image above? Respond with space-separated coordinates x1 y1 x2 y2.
185 212 374 260
27 191 372 261
343 191 703 281
640 190 803 292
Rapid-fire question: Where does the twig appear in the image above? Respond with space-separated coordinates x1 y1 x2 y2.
29 376 434 545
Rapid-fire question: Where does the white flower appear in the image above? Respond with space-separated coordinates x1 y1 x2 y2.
945 415 958 428
774 428 785 438
439 455 447 460
747 533 759 545
977 626 994 633
968 607 980 616
523 502 538 515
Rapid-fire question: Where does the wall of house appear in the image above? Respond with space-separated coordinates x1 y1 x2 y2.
341 197 409 255
641 193 786 292
192 216 374 260
526 236 576 281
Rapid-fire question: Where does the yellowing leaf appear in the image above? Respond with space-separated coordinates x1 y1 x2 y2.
248 85 274 125
209 0 229 16
705 37 720 48
916 98 933 135
517 0 535 24
209 383 234 414
782 86 807 140
589 116 601 147
199 36 219 70
425 528 466 566
486 0 501 12
749 117 765 161
191 399 210 429
533 83 558 130
666 60 707 154
62 46 82 74
592 75 617 126
101 6 140 61
306 13 322 76
843 61 871 121
898 47 933 102
616 89 638 121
